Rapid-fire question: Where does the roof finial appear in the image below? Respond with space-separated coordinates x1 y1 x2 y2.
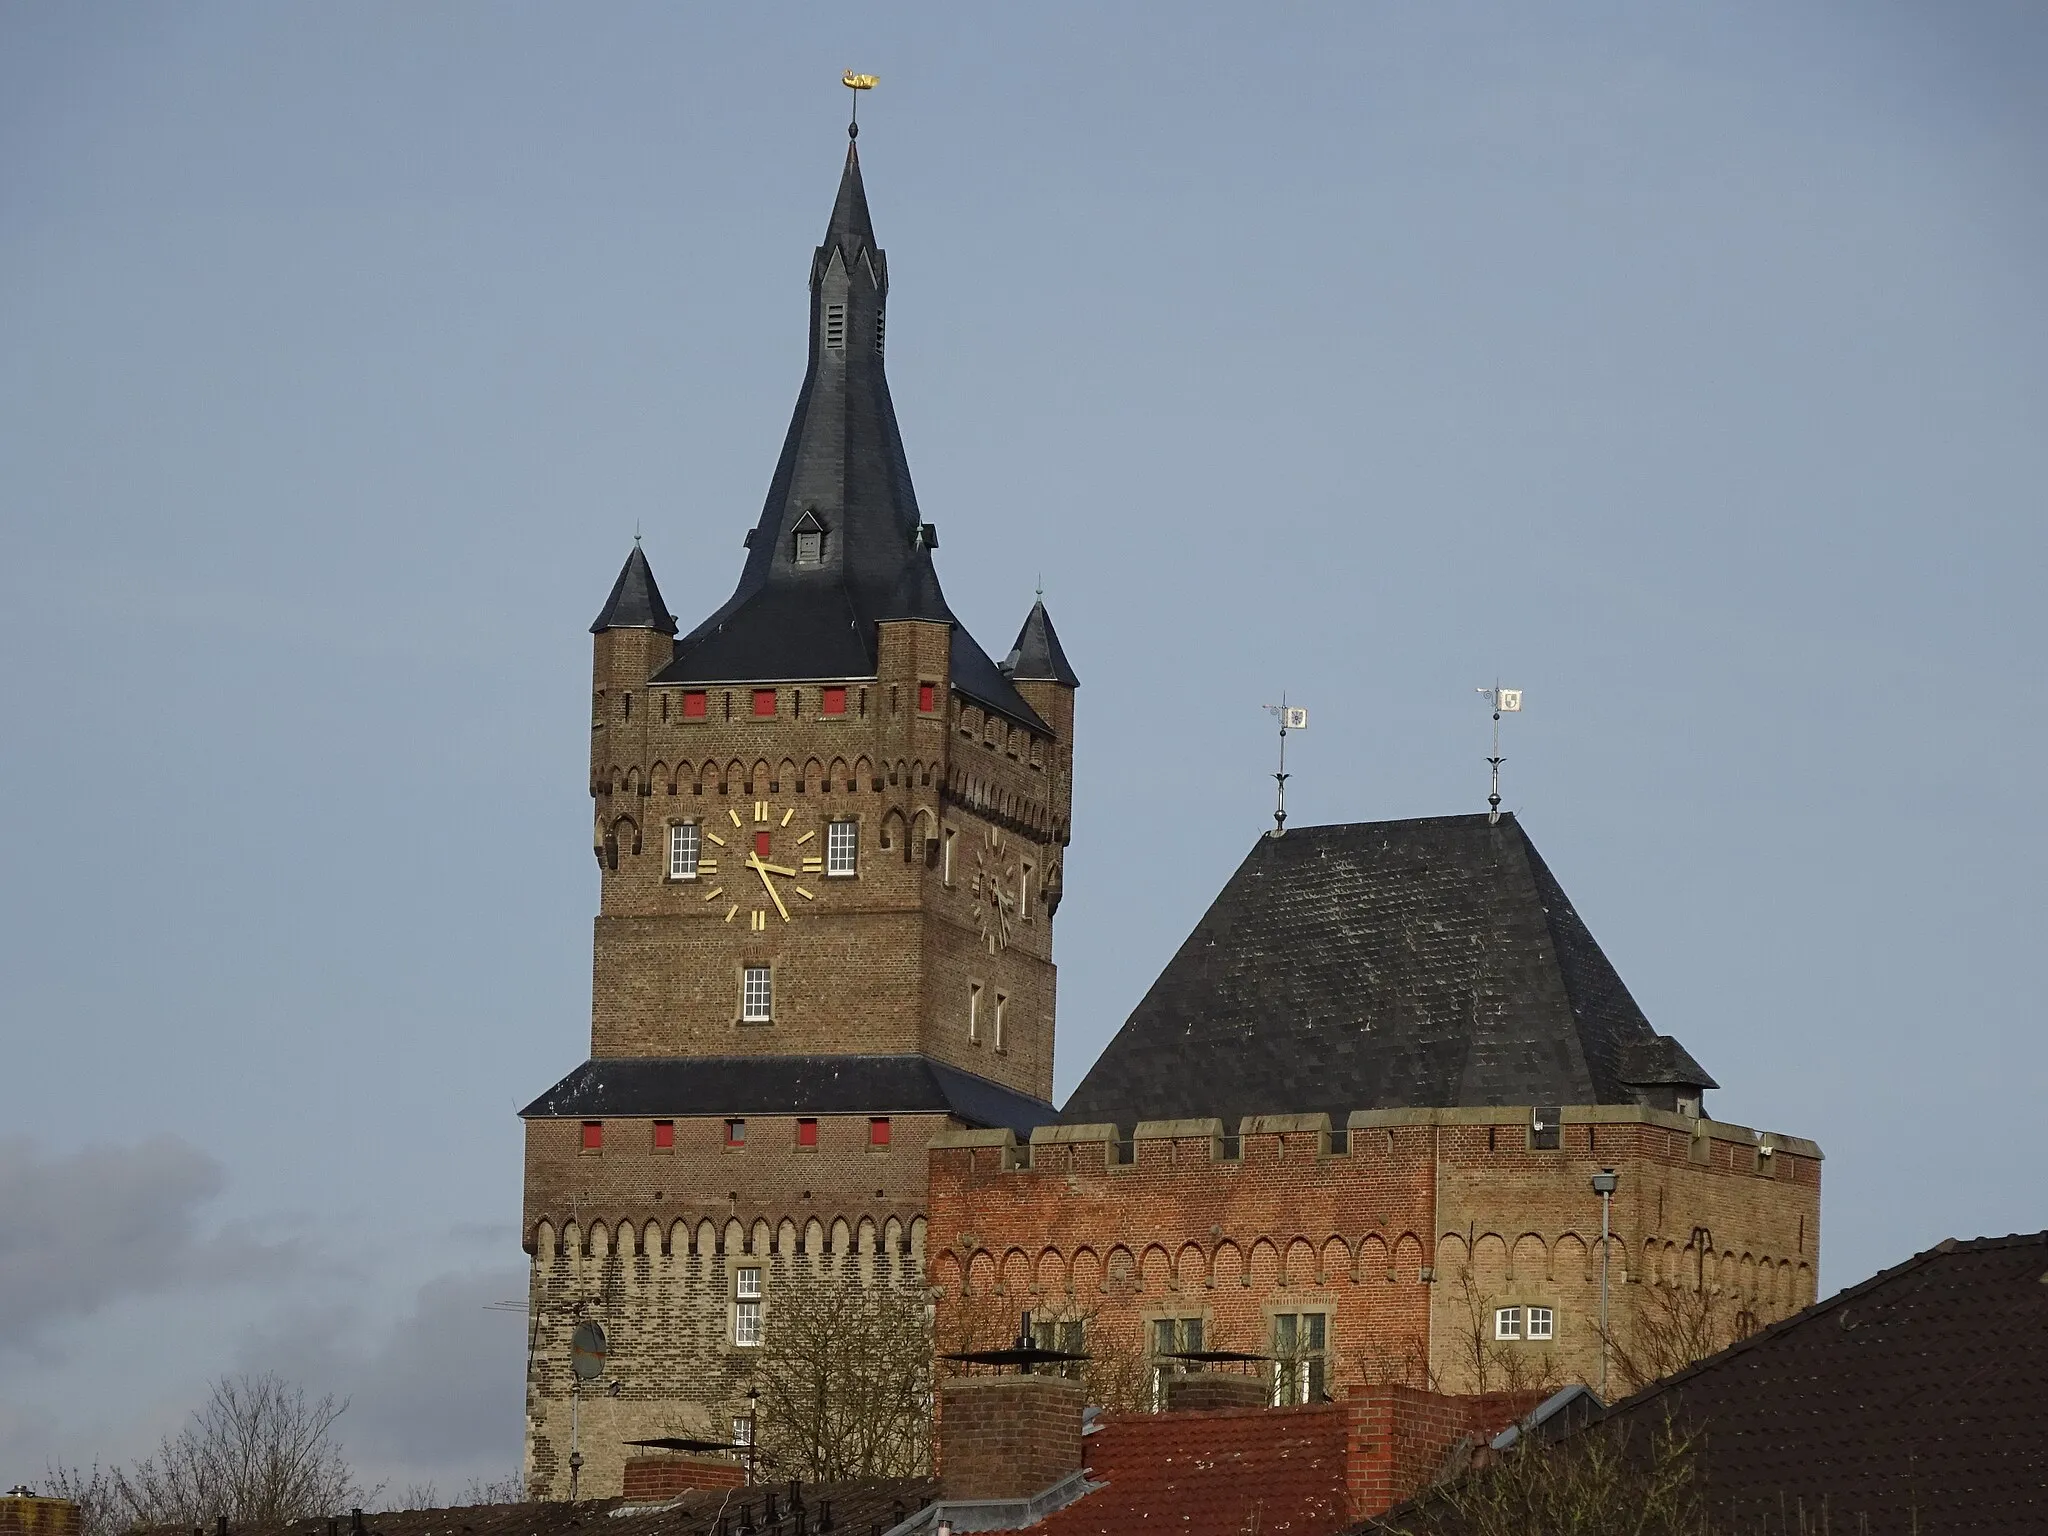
634 520 641 547
1475 683 1523 824
1261 697 1309 837
843 70 877 139
1035 572 1043 600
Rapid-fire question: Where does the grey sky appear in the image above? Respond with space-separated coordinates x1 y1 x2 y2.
3 2 2043 1494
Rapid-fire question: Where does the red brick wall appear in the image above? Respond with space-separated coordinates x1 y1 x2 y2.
938 1375 1085 1501
927 1107 1819 1402
1345 1386 1544 1516
621 1455 747 1500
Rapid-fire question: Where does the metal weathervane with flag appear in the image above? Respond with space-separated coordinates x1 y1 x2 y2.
1262 697 1309 836
1477 684 1522 824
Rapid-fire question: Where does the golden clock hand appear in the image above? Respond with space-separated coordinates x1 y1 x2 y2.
746 855 800 878
751 858 791 921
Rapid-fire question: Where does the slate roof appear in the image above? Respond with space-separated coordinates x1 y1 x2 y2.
520 1054 1057 1135
1370 1232 2048 1534
650 136 1046 735
591 544 677 636
1061 814 1708 1129
989 1405 1353 1536
141 1479 938 1536
1001 600 1081 687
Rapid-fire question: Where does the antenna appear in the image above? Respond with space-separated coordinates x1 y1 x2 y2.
1260 696 1309 836
1475 684 1523 824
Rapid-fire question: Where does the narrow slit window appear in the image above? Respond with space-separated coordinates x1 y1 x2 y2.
994 993 1008 1054
968 983 981 1043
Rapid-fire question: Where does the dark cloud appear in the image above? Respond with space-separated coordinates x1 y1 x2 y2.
247 1269 528 1479
0 1136 302 1354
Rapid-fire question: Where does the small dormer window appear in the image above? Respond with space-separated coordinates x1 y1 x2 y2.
825 303 846 351
792 511 827 567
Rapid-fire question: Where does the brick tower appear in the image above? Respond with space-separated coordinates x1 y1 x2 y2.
518 129 1075 1497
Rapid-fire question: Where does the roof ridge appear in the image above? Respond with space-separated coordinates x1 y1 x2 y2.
1592 1233 2004 1420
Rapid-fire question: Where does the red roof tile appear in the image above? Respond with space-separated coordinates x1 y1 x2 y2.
997 1406 1353 1536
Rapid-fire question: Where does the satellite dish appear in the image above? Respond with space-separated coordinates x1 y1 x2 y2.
570 1320 608 1382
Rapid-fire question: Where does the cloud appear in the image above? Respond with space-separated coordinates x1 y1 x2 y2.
245 1268 529 1483
0 1136 304 1354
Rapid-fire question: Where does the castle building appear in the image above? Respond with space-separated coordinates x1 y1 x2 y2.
519 130 1073 1497
928 818 1820 1403
520 128 1820 1497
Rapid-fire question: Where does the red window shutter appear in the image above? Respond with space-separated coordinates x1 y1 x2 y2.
869 1117 892 1147
917 683 936 713
726 1118 746 1146
753 690 777 717
682 691 708 719
821 687 847 716
797 1118 819 1147
581 1121 603 1150
653 1120 675 1149
755 831 772 859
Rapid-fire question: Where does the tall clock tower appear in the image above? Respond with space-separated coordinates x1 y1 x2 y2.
518 128 1077 1497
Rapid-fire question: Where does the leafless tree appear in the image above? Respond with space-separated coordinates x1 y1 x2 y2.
752 1277 934 1481
112 1373 370 1529
1376 1414 1713 1536
1442 1270 1563 1396
457 1471 527 1506
40 1463 125 1536
1607 1282 1759 1397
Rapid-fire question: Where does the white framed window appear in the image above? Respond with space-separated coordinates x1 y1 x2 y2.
742 966 773 1023
827 819 858 876
1494 1306 1522 1341
731 1415 754 1452
994 993 1008 1054
1149 1316 1204 1407
1527 1306 1554 1340
968 983 982 1044
668 822 700 880
734 1265 763 1346
1271 1312 1327 1405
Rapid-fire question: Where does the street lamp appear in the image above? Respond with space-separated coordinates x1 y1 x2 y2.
745 1386 760 1486
1590 1168 1619 1401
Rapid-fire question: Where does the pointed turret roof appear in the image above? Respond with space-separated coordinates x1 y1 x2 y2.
1002 599 1080 687
657 136 1047 734
590 543 677 635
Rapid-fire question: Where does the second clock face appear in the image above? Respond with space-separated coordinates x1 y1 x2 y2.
706 800 818 931
973 825 1019 953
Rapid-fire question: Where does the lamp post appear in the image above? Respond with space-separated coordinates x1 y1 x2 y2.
745 1386 760 1486
1590 1168 1619 1401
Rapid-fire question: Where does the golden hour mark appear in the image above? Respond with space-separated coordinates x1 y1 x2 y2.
750 909 768 931
796 831 816 845
724 904 739 923
705 830 726 846
703 887 724 901
728 809 743 828
795 886 815 900
780 808 794 827
754 801 769 823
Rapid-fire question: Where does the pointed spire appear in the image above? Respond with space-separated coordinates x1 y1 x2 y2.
816 137 882 284
590 543 677 636
1002 599 1080 687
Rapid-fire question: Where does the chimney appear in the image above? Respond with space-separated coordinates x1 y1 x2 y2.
622 1454 748 1501
1164 1373 1272 1412
937 1375 1085 1502
0 1490 80 1536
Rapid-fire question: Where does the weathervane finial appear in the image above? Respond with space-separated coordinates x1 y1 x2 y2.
1261 696 1309 836
1475 683 1523 824
843 70 877 138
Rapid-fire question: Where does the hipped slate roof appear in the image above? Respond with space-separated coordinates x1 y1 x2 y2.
521 1054 1057 1136
1062 814 1710 1129
650 138 1047 735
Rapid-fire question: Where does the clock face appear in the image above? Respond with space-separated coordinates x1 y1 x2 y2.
705 800 817 931
972 825 1018 953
